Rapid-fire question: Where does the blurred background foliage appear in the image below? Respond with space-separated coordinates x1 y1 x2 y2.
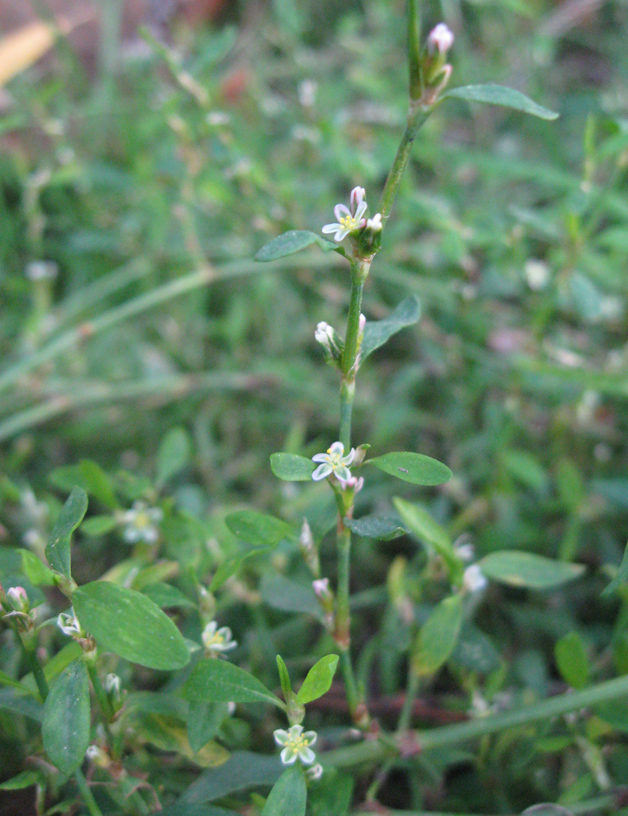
2 0 628 812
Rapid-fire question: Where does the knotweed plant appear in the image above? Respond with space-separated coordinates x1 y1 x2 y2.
6 5 628 816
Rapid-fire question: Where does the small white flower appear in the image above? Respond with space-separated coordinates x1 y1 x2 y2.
7 587 29 613
315 322 334 351
312 441 355 482
298 79 318 107
57 609 85 638
524 259 549 291
427 23 454 54
454 537 474 563
202 621 237 655
306 763 324 780
338 475 364 493
273 724 317 765
366 213 382 232
105 674 121 695
462 565 487 594
122 501 163 544
322 186 369 242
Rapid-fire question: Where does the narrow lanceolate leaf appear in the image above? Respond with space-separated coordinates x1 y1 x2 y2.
45 487 88 579
73 581 190 670
276 656 293 702
255 230 337 262
479 551 585 590
443 84 559 120
412 594 463 677
270 453 316 482
209 547 270 591
369 452 452 486
555 631 589 690
602 541 628 597
42 660 90 775
261 766 307 816
0 770 44 790
182 659 285 710
393 498 461 578
360 296 421 361
295 655 339 704
225 511 292 547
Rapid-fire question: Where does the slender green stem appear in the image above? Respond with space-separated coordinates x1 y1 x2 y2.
339 264 368 450
74 768 103 816
322 673 628 770
85 658 115 723
16 629 49 701
377 105 432 224
335 520 361 721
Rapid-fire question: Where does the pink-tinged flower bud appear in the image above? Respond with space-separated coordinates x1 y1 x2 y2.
427 23 454 55
359 313 366 334
350 186 366 215
7 586 29 612
312 578 330 599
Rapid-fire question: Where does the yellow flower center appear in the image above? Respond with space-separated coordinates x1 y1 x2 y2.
289 734 310 750
339 214 358 230
134 512 151 529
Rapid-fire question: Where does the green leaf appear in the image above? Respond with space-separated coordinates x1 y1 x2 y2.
0 770 43 790
479 551 585 590
182 659 285 709
143 582 196 609
157 427 192 487
255 230 336 262
45 487 88 579
73 581 190 670
555 632 589 690
521 807 574 816
42 660 90 775
260 574 322 618
369 452 452 486
412 594 463 677
188 702 230 754
262 766 307 816
276 656 293 702
444 84 559 120
79 459 120 509
225 511 292 547
182 752 282 803
295 655 339 704
602 542 628 597
0 688 43 720
360 296 421 361
392 499 462 580
344 515 407 540
270 453 316 482
19 549 56 586
81 515 118 536
501 450 549 493
0 669 33 692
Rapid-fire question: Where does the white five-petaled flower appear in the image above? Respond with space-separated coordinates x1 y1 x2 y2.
57 608 85 638
312 441 355 482
274 724 317 765
202 621 237 655
122 501 163 544
427 23 454 55
322 186 368 242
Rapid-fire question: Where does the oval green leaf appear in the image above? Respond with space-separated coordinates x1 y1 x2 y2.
444 84 559 120
182 659 285 709
261 766 307 816
344 515 407 541
157 427 192 487
555 631 589 690
270 453 316 482
225 510 292 547
295 654 339 705
46 487 88 579
255 230 336 262
361 296 421 361
412 594 463 677
369 452 452 486
42 659 90 775
73 581 190 670
479 551 585 590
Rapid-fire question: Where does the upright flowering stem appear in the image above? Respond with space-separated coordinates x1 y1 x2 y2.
335 517 362 724
377 105 432 224
339 260 369 450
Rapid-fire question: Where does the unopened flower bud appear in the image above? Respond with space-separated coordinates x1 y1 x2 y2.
306 762 324 780
462 564 487 594
7 587 29 613
315 322 334 351
105 673 121 696
427 23 454 55
312 578 330 599
366 213 382 232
